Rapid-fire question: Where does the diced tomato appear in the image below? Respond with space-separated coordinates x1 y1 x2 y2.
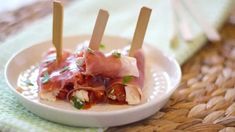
56 89 68 100
89 90 106 103
64 82 74 91
94 90 106 102
75 74 85 85
86 75 106 87
83 103 92 109
107 84 127 104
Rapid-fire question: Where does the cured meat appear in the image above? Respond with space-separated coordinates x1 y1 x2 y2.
134 49 145 88
37 46 145 109
37 50 76 101
37 49 107 103
85 50 121 78
106 49 145 105
85 49 139 77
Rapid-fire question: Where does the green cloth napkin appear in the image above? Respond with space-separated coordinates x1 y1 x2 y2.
0 0 234 131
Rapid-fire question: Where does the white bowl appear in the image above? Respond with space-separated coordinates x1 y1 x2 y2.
5 35 181 127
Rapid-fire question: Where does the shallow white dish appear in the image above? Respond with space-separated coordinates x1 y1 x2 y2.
5 35 181 127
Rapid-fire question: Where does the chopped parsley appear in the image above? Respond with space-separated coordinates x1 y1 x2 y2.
99 44 105 50
112 51 121 58
87 48 95 54
41 72 50 84
23 80 34 86
76 58 84 66
43 55 56 63
60 66 69 73
71 96 84 109
122 75 133 84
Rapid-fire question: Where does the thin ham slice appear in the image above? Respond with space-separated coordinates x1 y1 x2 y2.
85 50 121 77
85 49 139 78
37 49 85 101
107 77 142 105
134 49 145 88
107 49 145 105
37 45 145 108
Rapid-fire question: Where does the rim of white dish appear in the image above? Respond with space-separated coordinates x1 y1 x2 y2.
4 35 181 116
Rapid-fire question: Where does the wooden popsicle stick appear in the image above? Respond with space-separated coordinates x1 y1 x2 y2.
129 7 152 57
89 9 109 50
52 1 63 63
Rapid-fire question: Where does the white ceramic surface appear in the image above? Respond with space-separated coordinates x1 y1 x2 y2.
5 35 181 127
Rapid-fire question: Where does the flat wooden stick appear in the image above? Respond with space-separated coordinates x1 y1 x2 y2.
89 9 109 50
53 1 63 63
129 7 151 57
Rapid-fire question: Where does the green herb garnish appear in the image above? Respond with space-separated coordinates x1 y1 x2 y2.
87 48 95 54
60 66 69 73
122 75 133 84
43 54 56 63
112 51 121 58
76 58 84 66
23 80 34 86
99 44 105 50
71 96 84 109
41 72 50 84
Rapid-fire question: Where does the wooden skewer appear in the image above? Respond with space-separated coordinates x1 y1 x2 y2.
129 7 152 57
52 1 63 63
89 9 109 50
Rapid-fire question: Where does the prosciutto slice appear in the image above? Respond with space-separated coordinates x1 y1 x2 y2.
37 50 85 101
85 50 139 78
37 46 145 109
134 49 145 88
106 49 145 105
37 49 108 102
85 50 121 77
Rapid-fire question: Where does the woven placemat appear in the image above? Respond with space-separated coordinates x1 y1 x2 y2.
107 15 235 132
